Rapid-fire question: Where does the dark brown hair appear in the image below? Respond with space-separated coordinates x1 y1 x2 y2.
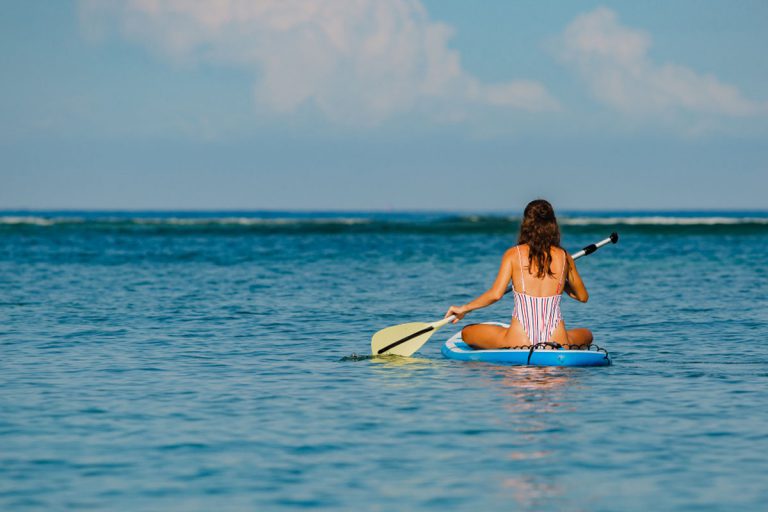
517 199 561 278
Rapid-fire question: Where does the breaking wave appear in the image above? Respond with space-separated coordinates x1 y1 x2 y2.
1 211 767 235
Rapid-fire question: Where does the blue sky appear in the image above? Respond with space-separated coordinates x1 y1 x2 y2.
1 1 767 211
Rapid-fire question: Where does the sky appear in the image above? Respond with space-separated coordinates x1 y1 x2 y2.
1 0 767 211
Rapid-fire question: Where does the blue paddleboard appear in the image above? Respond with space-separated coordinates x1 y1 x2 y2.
441 323 610 367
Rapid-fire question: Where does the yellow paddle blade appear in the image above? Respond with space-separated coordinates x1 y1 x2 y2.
371 322 439 356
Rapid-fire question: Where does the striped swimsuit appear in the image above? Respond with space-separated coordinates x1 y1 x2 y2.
512 246 566 344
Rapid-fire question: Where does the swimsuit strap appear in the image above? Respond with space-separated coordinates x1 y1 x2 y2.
516 245 526 294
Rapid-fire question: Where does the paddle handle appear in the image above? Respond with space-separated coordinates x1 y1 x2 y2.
503 232 618 296
570 232 619 260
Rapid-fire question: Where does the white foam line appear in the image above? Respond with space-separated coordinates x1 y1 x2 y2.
561 216 768 226
0 216 58 226
0 216 375 226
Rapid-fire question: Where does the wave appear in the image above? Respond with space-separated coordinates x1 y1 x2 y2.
1 212 767 235
560 216 768 226
0 216 60 226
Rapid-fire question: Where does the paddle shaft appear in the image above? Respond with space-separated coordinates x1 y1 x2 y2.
444 232 619 323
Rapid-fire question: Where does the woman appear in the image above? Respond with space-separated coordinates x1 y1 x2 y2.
445 199 593 349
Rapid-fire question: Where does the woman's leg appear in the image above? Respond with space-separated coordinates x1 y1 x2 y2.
565 328 593 348
461 324 511 349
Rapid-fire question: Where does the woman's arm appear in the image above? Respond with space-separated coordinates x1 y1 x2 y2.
563 253 589 302
445 248 515 323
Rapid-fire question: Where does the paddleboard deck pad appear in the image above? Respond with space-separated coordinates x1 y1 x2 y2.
442 323 610 367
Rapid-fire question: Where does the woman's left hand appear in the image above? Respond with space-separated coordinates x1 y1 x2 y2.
445 305 468 323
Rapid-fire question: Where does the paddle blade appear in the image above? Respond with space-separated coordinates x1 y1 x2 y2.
371 322 437 356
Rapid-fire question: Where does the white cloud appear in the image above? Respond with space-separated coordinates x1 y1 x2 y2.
80 0 558 124
560 7 767 118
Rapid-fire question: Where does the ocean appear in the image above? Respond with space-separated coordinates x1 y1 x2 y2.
1 210 767 511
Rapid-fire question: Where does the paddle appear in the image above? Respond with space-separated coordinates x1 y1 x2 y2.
371 232 619 356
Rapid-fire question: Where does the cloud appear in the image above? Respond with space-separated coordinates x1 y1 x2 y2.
80 0 558 124
560 7 767 118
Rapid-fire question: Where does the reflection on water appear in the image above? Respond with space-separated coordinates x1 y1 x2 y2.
339 353 437 367
367 355 435 367
460 364 589 510
474 365 580 413
361 357 579 510
506 450 552 461
495 365 574 390
503 476 565 510
351 354 444 389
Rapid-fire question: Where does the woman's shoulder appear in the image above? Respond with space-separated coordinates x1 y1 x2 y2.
501 245 523 263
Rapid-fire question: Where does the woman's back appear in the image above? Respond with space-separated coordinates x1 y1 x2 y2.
508 244 567 345
511 245 567 297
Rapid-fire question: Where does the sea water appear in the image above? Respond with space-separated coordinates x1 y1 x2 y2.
1 211 767 511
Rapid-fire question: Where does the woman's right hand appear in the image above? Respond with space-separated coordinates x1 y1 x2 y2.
445 305 468 323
